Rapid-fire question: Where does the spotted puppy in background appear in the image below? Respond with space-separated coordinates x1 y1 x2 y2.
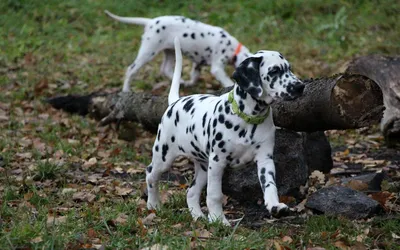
145 37 305 225
105 10 252 92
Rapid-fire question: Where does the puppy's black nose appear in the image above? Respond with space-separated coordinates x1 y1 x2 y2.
293 82 305 95
287 82 305 96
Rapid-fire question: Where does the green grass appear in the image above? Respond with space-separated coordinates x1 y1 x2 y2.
0 0 399 249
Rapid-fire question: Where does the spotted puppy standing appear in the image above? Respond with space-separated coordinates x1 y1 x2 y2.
105 10 252 92
146 37 305 225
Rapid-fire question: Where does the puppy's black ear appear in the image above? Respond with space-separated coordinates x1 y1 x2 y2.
232 56 263 98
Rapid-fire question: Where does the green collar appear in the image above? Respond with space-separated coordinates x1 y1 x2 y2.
228 90 270 125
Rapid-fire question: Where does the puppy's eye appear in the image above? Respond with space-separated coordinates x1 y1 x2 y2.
269 67 279 74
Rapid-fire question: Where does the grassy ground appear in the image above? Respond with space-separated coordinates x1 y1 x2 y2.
1 0 400 249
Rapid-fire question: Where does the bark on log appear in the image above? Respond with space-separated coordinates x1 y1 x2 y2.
47 73 383 133
345 55 400 146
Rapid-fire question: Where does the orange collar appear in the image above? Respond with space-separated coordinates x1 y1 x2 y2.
234 43 243 56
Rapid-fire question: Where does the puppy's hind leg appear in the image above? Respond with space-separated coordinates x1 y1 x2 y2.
186 161 208 220
146 144 176 210
160 49 186 84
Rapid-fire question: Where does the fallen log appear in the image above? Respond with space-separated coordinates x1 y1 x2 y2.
345 55 400 146
47 73 383 133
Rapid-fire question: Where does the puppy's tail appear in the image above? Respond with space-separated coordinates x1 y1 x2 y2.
168 37 183 105
104 10 150 26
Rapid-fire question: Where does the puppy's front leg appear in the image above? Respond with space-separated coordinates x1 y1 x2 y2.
206 157 230 226
210 62 234 87
256 154 289 216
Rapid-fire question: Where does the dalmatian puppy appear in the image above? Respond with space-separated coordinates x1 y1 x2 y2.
146 37 305 226
105 10 252 92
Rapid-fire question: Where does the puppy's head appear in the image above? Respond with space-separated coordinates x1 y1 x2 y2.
232 51 304 102
233 46 252 68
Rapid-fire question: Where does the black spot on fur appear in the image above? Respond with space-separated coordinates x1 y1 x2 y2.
218 114 225 123
158 129 161 141
156 20 160 24
215 132 222 141
162 144 169 162
268 171 276 182
238 129 246 138
202 113 207 128
155 145 159 152
162 25 166 30
218 106 223 112
178 146 185 153
167 106 174 118
190 141 200 152
183 33 188 37
225 104 230 114
213 100 222 114
171 136 175 142
156 29 160 33
183 99 194 112
200 164 207 172
213 119 217 128
213 155 219 162
260 174 266 184
250 125 258 140
175 111 180 126
261 167 266 174
225 120 233 129
238 101 245 112
199 96 209 101
218 141 225 148
147 165 153 173
191 33 196 39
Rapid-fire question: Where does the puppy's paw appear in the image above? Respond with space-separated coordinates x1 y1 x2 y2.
267 203 289 218
208 214 231 227
147 200 161 211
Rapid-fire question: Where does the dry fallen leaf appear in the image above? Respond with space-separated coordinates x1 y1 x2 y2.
72 191 96 203
87 228 98 238
370 191 392 208
127 167 145 174
47 215 67 227
345 180 368 191
83 157 97 169
392 232 400 239
30 236 43 244
141 213 157 226
281 235 293 244
334 240 350 250
350 242 367 250
115 186 134 196
309 170 325 185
